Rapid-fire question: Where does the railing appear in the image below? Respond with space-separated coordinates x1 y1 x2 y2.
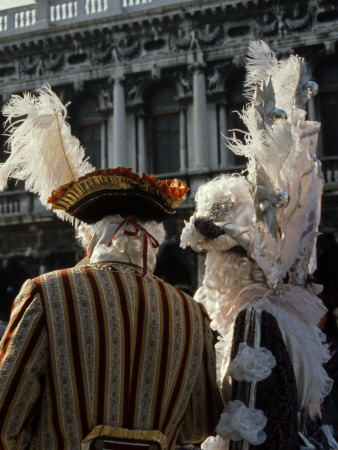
15 7 36 28
0 0 175 37
85 0 109 15
0 13 7 32
0 4 37 33
50 1 78 22
321 156 338 186
0 190 48 218
0 159 336 218
122 0 152 6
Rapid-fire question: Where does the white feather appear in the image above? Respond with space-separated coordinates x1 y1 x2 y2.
228 42 303 193
273 55 301 120
244 40 278 100
0 85 94 219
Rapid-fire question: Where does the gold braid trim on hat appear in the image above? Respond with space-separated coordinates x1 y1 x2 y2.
48 172 188 214
81 426 167 449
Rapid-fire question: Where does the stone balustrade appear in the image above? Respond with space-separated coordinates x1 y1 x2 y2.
0 0 172 36
0 190 49 220
322 156 338 186
0 158 337 219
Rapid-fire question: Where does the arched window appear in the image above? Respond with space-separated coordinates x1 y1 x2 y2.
145 84 180 174
225 69 247 166
314 58 338 157
70 96 102 169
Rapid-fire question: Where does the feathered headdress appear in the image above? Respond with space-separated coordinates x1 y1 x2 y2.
0 84 94 221
181 40 321 295
226 41 322 293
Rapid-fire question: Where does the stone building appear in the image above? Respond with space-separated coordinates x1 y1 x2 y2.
0 0 338 320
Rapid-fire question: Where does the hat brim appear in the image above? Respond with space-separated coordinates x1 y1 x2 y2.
48 168 188 224
66 188 177 223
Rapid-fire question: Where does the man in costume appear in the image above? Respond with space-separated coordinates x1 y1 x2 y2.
181 41 338 449
0 87 222 449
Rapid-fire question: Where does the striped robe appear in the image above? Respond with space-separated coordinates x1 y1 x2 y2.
0 262 222 449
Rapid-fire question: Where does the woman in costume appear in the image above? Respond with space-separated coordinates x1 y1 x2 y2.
181 41 338 449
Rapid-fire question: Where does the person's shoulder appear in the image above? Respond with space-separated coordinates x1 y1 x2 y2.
156 277 208 312
154 277 193 299
33 265 85 286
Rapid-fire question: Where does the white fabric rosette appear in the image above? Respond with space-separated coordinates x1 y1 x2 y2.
216 400 267 445
229 342 276 382
201 434 229 450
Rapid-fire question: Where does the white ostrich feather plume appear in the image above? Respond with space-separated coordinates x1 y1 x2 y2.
228 42 303 192
0 84 94 219
245 41 301 120
244 40 278 101
273 55 301 120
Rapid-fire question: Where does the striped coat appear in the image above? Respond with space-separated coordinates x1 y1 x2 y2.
0 262 222 449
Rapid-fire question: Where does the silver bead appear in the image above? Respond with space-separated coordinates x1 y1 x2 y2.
273 108 288 123
298 202 303 208
276 190 290 209
307 81 319 98
259 200 270 212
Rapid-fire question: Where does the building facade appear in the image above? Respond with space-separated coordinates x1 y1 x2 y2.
0 0 338 320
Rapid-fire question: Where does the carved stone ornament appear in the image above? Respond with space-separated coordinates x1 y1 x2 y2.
73 79 84 92
20 55 43 78
173 70 192 95
91 39 114 65
207 64 224 91
195 23 223 46
169 28 199 53
116 37 140 61
284 6 312 32
126 75 145 103
273 5 313 37
98 87 113 112
44 51 64 73
169 23 222 53
255 13 278 37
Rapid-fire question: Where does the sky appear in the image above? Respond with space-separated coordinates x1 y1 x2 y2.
0 0 35 10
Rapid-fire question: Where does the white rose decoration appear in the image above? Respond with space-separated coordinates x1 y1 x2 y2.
201 434 228 450
216 400 267 446
229 342 276 382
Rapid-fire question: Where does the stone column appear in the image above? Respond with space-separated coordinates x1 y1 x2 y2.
191 63 208 171
113 75 128 166
307 97 316 122
136 105 146 173
218 100 233 168
98 87 113 169
178 101 188 173
100 114 108 168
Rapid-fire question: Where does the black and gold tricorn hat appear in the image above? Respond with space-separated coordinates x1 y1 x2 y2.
48 167 189 224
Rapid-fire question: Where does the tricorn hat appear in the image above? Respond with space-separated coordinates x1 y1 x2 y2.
48 167 188 224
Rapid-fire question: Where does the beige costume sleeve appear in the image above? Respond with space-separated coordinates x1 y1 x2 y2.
178 314 223 444
0 280 48 450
